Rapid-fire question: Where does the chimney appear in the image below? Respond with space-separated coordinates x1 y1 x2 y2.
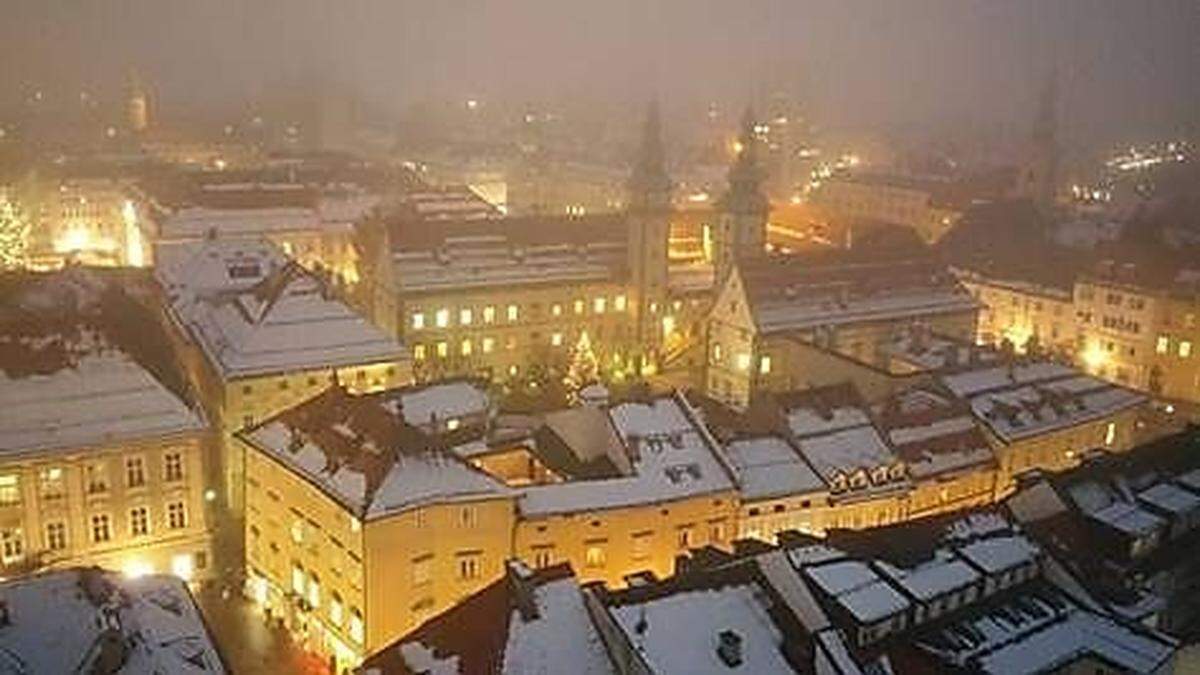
717 630 744 667
506 561 540 622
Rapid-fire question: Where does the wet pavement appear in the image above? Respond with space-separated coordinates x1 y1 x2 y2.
195 584 328 674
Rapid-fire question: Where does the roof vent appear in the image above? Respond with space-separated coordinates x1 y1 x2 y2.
717 629 743 667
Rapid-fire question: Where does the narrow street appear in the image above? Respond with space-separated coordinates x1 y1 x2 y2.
195 584 328 675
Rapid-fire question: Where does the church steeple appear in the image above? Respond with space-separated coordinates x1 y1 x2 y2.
1020 70 1060 215
628 101 672 212
713 107 770 287
721 108 768 216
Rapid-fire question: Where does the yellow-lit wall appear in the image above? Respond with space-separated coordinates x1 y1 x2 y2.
514 491 738 588
243 439 516 671
0 432 215 582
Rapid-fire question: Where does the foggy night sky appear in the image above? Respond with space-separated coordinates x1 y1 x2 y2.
3 0 1198 144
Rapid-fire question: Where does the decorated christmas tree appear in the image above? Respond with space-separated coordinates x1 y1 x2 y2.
563 330 599 404
0 194 30 270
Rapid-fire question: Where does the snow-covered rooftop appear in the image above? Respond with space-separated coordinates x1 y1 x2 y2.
500 576 612 674
724 436 827 501
804 560 910 624
0 568 225 674
518 394 736 517
384 381 490 428
242 388 513 520
1089 501 1165 538
940 362 1146 444
610 584 797 674
158 239 405 379
918 588 1176 674
0 347 205 456
752 287 977 335
794 425 905 494
393 237 626 292
954 535 1040 575
1138 481 1200 517
876 554 980 602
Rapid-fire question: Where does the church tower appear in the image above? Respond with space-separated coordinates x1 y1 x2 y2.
1018 73 1059 215
626 102 673 360
125 69 150 133
714 108 769 286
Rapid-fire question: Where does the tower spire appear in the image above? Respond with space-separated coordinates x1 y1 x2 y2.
722 107 767 215
628 101 672 212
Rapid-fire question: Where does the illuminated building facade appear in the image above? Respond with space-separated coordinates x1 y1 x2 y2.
154 238 409 521
0 271 215 584
958 269 1077 356
810 173 964 244
364 106 683 383
238 384 516 672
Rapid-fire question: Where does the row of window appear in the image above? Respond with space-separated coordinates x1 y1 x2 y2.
410 296 634 332
291 563 364 644
710 343 772 374
0 501 190 563
0 453 186 506
1155 335 1194 358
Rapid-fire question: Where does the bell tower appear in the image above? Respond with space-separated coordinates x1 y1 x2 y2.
626 102 672 360
714 108 769 287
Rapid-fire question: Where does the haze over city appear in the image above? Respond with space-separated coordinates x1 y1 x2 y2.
1 2 1199 674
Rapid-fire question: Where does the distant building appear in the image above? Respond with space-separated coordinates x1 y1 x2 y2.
704 251 978 409
0 270 216 582
0 567 227 673
810 172 968 243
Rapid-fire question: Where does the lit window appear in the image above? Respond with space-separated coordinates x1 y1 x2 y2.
1105 422 1117 447
461 339 473 356
85 465 107 494
446 418 461 431
411 312 425 330
435 308 450 328
551 303 563 317
551 332 563 347
1181 341 1193 358
349 609 364 644
39 467 65 501
329 592 344 626
508 364 519 376
483 305 496 323
507 304 519 321
649 301 659 314
307 573 321 608
413 344 427 361
292 564 306 595
291 519 304 543
712 343 723 363
1156 336 1169 354
0 475 20 506
482 337 495 353
615 295 627 311
436 341 448 358
585 545 606 568
736 353 751 372
759 355 772 374
594 297 607 314
574 299 584 315
459 308 473 326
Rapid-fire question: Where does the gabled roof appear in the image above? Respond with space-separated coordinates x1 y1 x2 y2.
158 238 405 379
240 386 513 520
734 252 977 335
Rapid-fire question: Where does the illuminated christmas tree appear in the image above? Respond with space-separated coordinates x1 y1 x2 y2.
563 330 599 404
0 194 30 270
